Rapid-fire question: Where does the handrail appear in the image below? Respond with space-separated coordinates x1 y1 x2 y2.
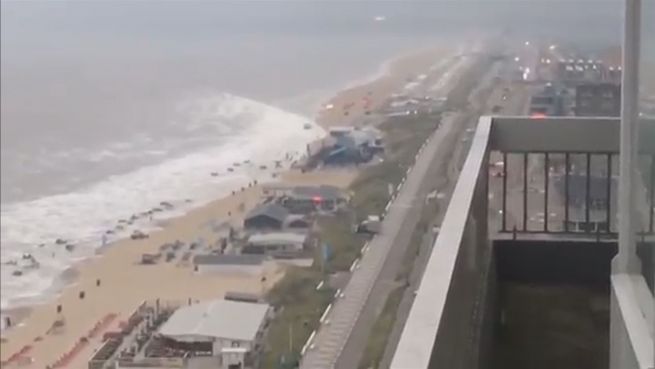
390 115 654 368
489 116 654 154
390 116 491 369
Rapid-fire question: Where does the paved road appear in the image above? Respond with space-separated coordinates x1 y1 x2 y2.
300 109 462 369
300 50 479 369
301 51 502 369
373 58 507 368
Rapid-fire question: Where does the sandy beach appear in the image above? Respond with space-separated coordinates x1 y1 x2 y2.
0 44 457 368
316 46 452 128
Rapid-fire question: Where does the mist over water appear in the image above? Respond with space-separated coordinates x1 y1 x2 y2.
0 0 623 307
0 0 623 200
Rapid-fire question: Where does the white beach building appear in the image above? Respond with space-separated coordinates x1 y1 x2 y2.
244 232 309 256
192 254 266 275
157 299 271 369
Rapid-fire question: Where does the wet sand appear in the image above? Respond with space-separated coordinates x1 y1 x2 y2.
0 44 457 368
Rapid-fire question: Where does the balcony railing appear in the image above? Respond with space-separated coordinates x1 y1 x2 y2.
390 116 654 369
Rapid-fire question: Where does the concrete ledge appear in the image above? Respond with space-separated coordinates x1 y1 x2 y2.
610 273 654 369
489 116 655 154
389 117 491 369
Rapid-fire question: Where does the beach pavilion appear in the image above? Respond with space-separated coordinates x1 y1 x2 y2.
155 299 271 369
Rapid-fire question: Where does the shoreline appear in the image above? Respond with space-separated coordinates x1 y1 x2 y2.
0 43 457 367
316 45 451 128
1 42 450 314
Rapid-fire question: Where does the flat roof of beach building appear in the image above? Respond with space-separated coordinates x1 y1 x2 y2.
192 254 266 266
291 185 344 201
245 203 290 223
158 299 270 342
262 185 345 201
247 232 308 246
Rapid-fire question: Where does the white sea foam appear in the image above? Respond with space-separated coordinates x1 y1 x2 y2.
0 93 325 310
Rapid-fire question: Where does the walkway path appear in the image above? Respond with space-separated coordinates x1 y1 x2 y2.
300 111 459 369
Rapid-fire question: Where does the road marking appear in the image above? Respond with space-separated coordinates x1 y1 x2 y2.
320 304 333 323
301 330 317 356
349 258 359 272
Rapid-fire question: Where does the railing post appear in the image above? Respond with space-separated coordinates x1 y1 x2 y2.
523 153 528 232
585 153 591 233
502 152 508 232
606 154 612 233
544 153 549 232
565 153 570 232
650 155 654 233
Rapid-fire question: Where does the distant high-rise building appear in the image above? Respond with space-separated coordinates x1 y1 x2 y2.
575 83 621 116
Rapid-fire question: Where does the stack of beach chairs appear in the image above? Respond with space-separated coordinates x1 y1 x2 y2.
48 313 118 368
119 314 143 335
50 338 88 368
0 344 33 367
87 313 117 339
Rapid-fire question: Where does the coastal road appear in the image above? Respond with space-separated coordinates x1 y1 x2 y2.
300 103 478 369
373 58 508 368
301 52 496 369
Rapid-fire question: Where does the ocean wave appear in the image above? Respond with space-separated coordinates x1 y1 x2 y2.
0 92 325 310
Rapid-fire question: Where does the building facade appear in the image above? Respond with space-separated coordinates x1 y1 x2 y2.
575 83 621 117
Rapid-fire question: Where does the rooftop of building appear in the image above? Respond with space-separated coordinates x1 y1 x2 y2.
158 299 270 342
192 254 266 266
245 203 290 222
291 185 344 201
247 232 308 246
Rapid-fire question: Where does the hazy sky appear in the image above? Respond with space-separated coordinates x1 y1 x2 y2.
0 0 640 203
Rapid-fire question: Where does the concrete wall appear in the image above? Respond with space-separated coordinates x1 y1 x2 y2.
491 239 616 369
427 147 493 369
609 286 642 369
212 338 253 353
609 274 654 369
186 356 221 369
390 117 494 369
493 239 617 284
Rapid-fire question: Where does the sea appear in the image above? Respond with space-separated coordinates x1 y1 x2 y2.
0 1 623 314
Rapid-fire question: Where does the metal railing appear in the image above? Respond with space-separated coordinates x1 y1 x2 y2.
390 116 655 369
